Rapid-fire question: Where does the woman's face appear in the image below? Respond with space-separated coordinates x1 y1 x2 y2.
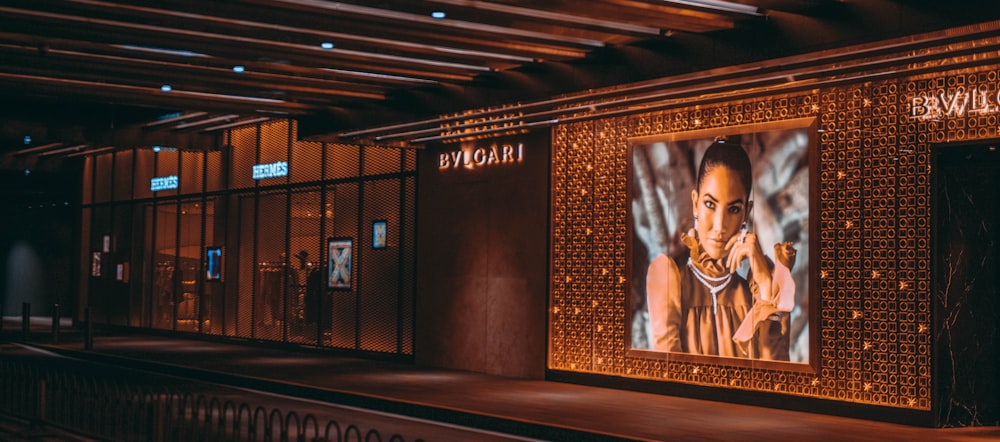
691 165 750 260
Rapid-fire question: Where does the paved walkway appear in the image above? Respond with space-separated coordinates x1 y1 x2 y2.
3 317 1000 441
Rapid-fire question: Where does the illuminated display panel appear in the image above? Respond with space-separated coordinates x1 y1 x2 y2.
627 118 818 371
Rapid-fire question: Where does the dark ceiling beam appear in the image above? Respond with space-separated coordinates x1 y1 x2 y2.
0 44 387 102
0 6 498 80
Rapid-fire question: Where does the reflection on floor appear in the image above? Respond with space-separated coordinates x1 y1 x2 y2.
2 317 1000 441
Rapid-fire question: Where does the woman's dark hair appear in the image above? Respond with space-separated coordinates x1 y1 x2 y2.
695 140 753 198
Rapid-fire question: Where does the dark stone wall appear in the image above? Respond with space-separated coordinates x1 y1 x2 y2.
415 130 549 379
933 142 1000 426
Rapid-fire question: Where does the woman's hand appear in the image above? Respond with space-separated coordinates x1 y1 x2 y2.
725 230 773 302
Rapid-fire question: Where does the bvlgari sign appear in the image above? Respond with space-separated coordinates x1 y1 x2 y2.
438 142 523 170
911 86 1000 120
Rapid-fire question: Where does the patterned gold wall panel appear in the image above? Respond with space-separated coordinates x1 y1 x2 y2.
549 64 997 409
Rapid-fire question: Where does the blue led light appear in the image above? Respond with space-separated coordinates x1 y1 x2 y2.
233 65 245 73
320 42 334 50
23 135 31 144
431 11 446 19
153 145 161 152
160 84 172 92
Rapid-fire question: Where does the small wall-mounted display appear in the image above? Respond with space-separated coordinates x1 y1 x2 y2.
327 237 353 290
91 252 102 277
206 246 223 281
372 220 388 249
116 262 129 282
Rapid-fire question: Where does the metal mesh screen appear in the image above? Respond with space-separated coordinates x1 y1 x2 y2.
155 150 180 199
107 204 132 325
113 150 134 201
359 178 402 353
205 150 225 192
363 146 401 176
326 182 358 349
326 143 361 180
133 149 155 200
175 199 204 332
202 197 225 335
401 176 416 355
254 191 289 342
287 188 323 344
94 154 112 203
88 206 112 322
151 202 178 330
181 152 204 195
129 204 145 327
229 125 258 190
291 137 323 184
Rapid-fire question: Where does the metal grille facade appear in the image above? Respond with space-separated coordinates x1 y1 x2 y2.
80 120 416 357
548 50 1000 410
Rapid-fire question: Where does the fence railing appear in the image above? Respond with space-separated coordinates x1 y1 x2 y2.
0 356 418 442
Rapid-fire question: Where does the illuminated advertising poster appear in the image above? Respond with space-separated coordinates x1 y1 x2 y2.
327 237 352 290
91 252 102 277
372 220 387 249
628 118 816 367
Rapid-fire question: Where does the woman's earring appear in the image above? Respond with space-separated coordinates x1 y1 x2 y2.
693 215 699 230
738 222 748 243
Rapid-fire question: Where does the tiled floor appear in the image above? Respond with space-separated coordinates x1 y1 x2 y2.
4 318 1000 441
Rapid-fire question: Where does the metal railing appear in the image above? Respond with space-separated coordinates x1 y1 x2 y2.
0 356 418 442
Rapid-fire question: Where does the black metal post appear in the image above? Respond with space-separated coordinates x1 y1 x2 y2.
21 302 30 341
0 303 4 333
51 304 61 344
84 307 93 350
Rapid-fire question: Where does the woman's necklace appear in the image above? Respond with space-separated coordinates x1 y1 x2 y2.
687 259 733 315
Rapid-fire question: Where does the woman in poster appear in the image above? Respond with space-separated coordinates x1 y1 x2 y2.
645 139 797 359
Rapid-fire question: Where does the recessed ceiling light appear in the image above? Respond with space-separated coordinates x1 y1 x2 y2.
320 41 334 50
23 135 31 145
160 84 173 92
431 11 446 19
233 65 245 73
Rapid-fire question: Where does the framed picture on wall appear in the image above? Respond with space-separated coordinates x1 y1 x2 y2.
102 234 112 253
327 237 353 290
206 246 223 282
627 117 818 371
372 220 388 249
91 252 102 277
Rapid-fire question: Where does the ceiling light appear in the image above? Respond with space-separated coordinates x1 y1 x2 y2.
233 65 245 73
320 41 334 49
160 84 173 92
153 145 161 152
23 135 31 144
431 11 446 19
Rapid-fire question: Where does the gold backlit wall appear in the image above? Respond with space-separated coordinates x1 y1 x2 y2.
550 67 1000 410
